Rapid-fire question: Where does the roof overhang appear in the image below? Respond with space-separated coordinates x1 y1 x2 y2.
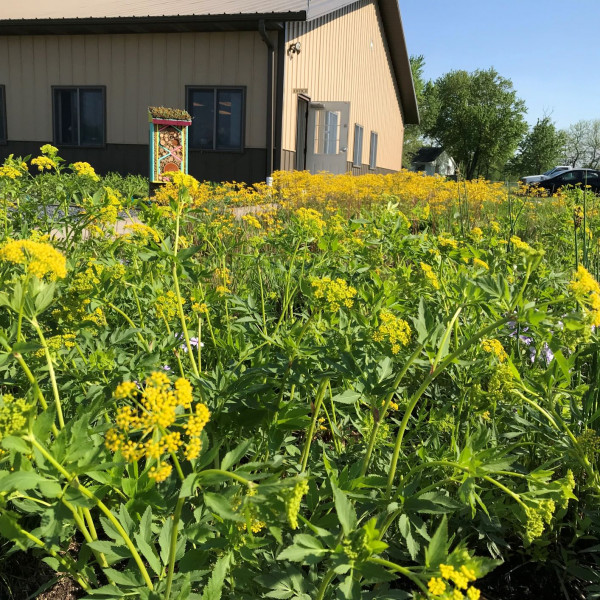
377 0 419 125
0 13 299 35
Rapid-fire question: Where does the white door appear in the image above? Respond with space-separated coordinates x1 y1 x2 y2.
305 102 350 174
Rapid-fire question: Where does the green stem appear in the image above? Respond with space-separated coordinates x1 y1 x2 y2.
360 341 426 477
164 497 185 600
368 557 428 594
385 316 511 498
27 435 154 590
300 378 330 473
12 521 90 591
31 319 65 430
314 567 336 600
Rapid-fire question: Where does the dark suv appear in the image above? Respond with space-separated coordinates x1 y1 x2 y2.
535 169 600 194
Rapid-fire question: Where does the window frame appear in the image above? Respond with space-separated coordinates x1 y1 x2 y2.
0 86 6 145
369 131 378 170
353 124 364 167
51 85 106 148
186 85 246 153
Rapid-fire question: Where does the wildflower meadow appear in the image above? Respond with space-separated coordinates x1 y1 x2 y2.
1 146 600 599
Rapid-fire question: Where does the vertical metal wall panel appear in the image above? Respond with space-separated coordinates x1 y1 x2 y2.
282 0 404 171
1 31 268 148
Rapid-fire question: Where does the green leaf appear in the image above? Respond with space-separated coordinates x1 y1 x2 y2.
425 516 448 567
201 552 232 600
87 540 131 565
277 535 328 563
1 436 31 454
331 482 357 536
134 530 162 576
330 390 361 405
0 471 48 492
101 568 145 587
220 439 252 471
204 492 244 522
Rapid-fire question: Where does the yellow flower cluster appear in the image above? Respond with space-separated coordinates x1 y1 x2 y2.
31 156 57 171
524 499 555 545
286 479 309 530
154 290 180 321
420 262 440 290
569 266 600 326
295 207 326 237
0 239 67 279
234 488 267 534
311 276 357 311
428 563 480 599
242 214 262 229
470 227 483 242
472 258 489 270
0 394 33 441
34 333 76 358
40 144 58 157
153 171 209 207
124 222 162 244
481 338 508 363
105 372 210 482
438 236 459 250
71 161 100 181
0 165 23 179
373 309 411 353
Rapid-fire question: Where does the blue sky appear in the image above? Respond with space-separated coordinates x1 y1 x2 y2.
400 0 600 131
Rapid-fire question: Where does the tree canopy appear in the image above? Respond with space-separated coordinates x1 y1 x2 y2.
401 55 426 169
421 68 528 179
562 119 600 168
506 117 566 177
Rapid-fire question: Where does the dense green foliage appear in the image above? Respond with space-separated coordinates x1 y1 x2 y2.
506 117 567 178
1 154 600 599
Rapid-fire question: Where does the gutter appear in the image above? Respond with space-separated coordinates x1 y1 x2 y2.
258 19 275 181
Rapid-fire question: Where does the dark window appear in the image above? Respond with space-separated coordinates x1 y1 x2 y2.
0 86 6 144
369 131 378 170
353 124 363 167
53 87 105 147
187 87 245 151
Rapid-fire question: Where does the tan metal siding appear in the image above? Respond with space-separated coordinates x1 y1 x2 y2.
282 0 404 171
0 31 269 147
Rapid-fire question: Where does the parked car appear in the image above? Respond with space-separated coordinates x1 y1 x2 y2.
521 165 571 184
533 169 600 194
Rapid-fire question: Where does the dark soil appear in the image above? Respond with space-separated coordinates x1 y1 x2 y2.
0 550 82 600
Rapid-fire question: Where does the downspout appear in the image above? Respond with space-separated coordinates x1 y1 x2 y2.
259 19 274 182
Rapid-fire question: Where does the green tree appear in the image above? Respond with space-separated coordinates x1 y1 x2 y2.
401 55 426 169
506 117 566 177
422 68 528 180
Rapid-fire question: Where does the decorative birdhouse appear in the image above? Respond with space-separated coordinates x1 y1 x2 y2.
148 106 192 183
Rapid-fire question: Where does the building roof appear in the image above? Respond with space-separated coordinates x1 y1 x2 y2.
0 0 419 124
411 147 445 164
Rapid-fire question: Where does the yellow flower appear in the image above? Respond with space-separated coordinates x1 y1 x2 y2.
0 165 23 179
286 479 310 530
472 258 489 270
311 277 357 312
427 577 446 596
470 227 483 242
439 564 456 580
31 155 57 171
466 587 481 600
40 144 58 157
71 161 100 181
149 463 172 482
481 338 508 363
420 262 440 289
114 381 138 399
570 265 600 296
373 309 411 353
0 239 67 279
295 207 326 237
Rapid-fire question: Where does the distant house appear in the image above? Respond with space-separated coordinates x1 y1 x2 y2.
410 147 456 177
0 0 419 183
